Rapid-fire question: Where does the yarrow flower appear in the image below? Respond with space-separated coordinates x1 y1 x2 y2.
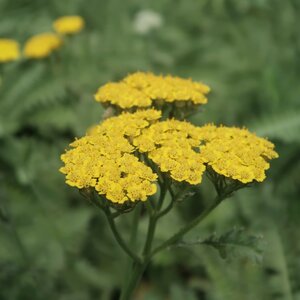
124 72 210 104
198 125 279 183
94 72 210 111
95 82 152 109
0 39 20 63
60 109 161 204
24 33 62 59
133 119 206 184
60 108 278 204
53 15 85 35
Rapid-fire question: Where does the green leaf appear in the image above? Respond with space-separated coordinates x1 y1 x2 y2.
177 227 265 264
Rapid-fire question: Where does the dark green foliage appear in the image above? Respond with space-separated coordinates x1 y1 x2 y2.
0 0 300 299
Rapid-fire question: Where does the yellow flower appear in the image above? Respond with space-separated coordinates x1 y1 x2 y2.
24 33 62 59
133 119 207 185
60 109 278 203
94 72 210 110
199 126 279 183
0 39 20 63
60 110 161 204
53 15 84 35
94 82 152 109
124 72 210 105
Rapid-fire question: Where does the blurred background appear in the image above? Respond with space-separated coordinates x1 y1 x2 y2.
0 0 299 299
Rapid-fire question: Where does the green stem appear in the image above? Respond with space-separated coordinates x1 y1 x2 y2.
104 207 142 265
121 204 142 292
149 194 225 259
142 213 157 257
120 261 146 300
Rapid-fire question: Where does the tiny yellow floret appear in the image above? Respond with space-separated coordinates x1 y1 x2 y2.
53 15 84 35
0 39 20 63
24 33 62 59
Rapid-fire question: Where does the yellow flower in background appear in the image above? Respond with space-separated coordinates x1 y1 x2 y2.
53 15 84 35
24 33 62 59
0 39 20 63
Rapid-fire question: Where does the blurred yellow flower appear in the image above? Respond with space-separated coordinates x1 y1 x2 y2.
0 39 20 63
53 15 84 35
24 33 62 59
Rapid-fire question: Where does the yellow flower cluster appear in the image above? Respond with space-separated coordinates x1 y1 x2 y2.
124 72 210 104
94 72 210 109
94 82 152 109
60 109 161 203
198 125 279 183
53 15 85 35
24 33 62 59
0 39 20 63
61 107 279 202
133 119 206 184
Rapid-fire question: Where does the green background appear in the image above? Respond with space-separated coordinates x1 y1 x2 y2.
0 0 299 299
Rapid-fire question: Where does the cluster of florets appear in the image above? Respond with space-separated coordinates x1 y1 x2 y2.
60 108 278 204
0 15 84 62
60 110 161 203
95 72 210 110
198 125 279 183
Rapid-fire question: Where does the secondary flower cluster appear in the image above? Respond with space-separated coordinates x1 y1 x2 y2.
0 15 84 62
198 125 278 183
95 72 210 110
60 108 278 203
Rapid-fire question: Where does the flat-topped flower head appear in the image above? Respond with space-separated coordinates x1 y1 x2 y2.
60 109 161 204
61 107 278 204
95 82 152 109
199 125 279 183
24 33 62 59
124 72 210 105
0 39 20 63
94 72 210 114
53 15 84 35
133 119 206 184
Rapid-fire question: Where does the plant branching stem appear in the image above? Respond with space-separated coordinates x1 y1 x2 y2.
149 194 225 259
104 207 142 265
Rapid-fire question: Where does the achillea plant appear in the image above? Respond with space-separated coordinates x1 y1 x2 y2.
60 72 278 300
